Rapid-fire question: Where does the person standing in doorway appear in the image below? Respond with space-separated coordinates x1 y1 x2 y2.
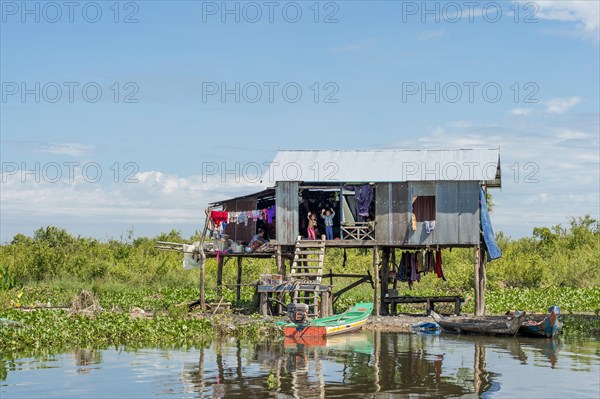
321 208 335 240
307 212 317 240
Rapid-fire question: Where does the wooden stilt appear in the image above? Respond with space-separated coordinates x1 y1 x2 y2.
199 264 205 312
373 246 380 316
217 256 224 300
276 246 283 276
260 292 268 316
198 210 210 312
392 249 398 291
474 245 482 316
320 290 329 317
479 247 487 315
380 247 390 316
236 256 243 306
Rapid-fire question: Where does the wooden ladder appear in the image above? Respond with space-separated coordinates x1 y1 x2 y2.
289 235 326 317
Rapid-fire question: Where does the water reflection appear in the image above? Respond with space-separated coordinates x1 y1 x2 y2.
3 333 598 398
178 332 572 398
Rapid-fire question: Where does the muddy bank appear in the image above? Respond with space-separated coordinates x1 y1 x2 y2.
363 315 433 333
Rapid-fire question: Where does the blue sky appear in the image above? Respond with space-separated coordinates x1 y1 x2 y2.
1 0 599 241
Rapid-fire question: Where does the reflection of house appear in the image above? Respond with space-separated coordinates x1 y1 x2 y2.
208 149 502 316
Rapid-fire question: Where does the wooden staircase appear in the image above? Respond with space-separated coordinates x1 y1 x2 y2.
289 236 326 317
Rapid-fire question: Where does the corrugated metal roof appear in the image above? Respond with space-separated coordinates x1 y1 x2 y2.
209 188 275 207
266 149 501 186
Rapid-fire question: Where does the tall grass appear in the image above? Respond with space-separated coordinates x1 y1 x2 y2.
1 216 598 313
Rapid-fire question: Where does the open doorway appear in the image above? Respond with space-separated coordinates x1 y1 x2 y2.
299 189 340 240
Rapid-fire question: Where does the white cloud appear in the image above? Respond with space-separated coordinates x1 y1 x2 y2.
0 167 265 240
431 126 445 136
544 96 582 114
386 114 600 237
417 28 445 41
510 108 534 116
556 129 590 140
330 43 361 54
446 120 476 128
528 0 600 41
37 143 94 157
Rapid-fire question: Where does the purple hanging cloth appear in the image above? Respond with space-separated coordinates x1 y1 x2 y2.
351 185 373 217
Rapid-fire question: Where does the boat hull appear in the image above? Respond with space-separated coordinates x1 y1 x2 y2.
431 311 526 336
284 318 367 338
519 307 562 338
283 302 372 338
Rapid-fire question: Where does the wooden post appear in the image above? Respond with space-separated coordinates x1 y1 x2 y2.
217 256 224 300
320 290 329 317
276 246 283 276
479 247 487 315
380 247 390 316
199 265 205 312
260 292 268 316
236 256 243 306
474 245 483 316
373 246 380 316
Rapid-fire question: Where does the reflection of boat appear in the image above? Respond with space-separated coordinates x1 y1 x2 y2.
431 311 526 336
284 332 374 354
284 302 373 338
519 306 562 338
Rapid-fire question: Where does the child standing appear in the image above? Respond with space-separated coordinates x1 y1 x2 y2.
321 208 335 240
307 212 317 240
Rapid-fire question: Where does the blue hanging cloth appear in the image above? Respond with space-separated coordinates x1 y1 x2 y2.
480 187 501 261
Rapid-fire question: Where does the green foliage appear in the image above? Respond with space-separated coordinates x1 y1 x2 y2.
0 217 598 326
0 308 214 353
484 287 600 314
561 314 600 337
266 372 277 390
0 266 18 291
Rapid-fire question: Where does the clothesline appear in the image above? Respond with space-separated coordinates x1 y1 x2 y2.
210 206 276 228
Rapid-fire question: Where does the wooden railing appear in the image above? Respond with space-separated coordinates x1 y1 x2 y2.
341 222 375 240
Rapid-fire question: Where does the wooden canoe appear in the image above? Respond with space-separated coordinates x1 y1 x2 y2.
284 302 373 338
519 306 562 338
431 310 526 336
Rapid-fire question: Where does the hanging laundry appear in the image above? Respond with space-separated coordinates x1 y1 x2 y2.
266 206 276 223
210 211 229 228
410 252 417 282
416 251 424 273
344 185 373 218
427 251 436 273
435 250 446 281
396 252 408 282
238 212 248 226
425 220 436 234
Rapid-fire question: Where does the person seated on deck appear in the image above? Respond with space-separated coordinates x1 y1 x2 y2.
246 228 269 253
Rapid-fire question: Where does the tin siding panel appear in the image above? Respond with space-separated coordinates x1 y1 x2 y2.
457 181 480 244
435 181 459 245
435 181 480 245
276 181 299 245
375 183 391 243
390 182 409 245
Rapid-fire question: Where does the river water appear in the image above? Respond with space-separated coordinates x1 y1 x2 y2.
2 332 599 398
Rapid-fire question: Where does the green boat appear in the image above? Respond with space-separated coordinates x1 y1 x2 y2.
284 302 373 339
